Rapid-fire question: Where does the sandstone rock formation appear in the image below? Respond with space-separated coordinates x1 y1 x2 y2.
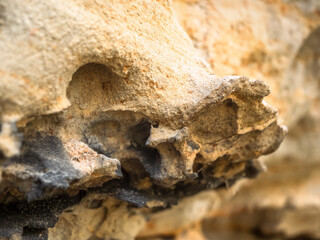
1 0 318 239
136 1 320 239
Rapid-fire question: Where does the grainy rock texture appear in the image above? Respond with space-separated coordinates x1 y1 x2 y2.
0 0 318 239
135 0 320 239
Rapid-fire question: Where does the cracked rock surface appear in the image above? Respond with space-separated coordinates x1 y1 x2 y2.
0 0 289 240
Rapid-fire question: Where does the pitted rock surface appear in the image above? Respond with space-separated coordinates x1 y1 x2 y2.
0 0 290 240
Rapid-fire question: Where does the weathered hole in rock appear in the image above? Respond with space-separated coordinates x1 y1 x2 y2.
0 58 286 239
0 60 285 206
84 114 163 190
1 63 168 204
67 63 128 111
0 1 302 239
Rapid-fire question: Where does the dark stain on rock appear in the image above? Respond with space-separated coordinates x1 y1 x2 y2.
0 192 84 239
3 132 80 201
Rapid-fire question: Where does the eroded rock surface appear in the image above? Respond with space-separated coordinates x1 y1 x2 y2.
0 0 289 240
134 0 320 239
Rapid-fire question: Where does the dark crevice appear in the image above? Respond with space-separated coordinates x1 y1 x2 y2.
22 227 48 240
120 158 150 187
0 127 265 239
127 120 151 146
245 160 262 178
0 60 285 239
86 117 162 183
0 150 5 162
0 192 85 240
